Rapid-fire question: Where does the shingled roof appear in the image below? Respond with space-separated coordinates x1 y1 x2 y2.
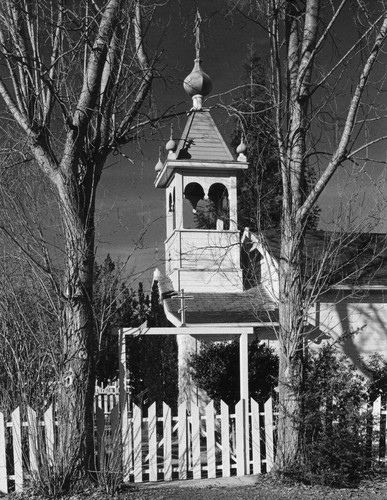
164 286 278 325
154 271 278 326
257 229 387 288
176 110 234 162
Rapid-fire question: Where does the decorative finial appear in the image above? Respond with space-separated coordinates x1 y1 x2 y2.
166 123 177 159
183 9 212 110
236 137 247 162
155 146 163 172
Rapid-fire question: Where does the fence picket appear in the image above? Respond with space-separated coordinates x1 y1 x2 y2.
121 397 131 483
373 396 381 461
163 403 172 481
178 402 188 480
27 407 39 475
206 401 216 478
44 405 55 465
148 403 157 481
191 403 201 479
0 412 7 494
12 407 23 491
133 404 142 483
251 398 261 474
235 400 246 476
6 395 387 489
220 400 230 477
264 397 274 472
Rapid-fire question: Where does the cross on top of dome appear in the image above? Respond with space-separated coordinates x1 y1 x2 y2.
183 9 212 110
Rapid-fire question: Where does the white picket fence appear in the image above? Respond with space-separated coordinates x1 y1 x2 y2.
95 382 120 414
119 398 275 483
0 395 386 493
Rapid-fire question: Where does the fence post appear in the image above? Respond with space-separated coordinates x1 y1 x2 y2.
239 332 250 472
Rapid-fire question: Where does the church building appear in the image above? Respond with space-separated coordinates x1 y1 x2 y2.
152 35 278 409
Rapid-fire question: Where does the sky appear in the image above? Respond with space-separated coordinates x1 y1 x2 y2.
95 1 264 288
95 1 387 291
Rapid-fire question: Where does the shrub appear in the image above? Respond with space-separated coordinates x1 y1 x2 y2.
295 344 371 487
188 338 278 408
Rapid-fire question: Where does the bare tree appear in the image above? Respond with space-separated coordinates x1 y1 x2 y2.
0 0 158 478
231 1 387 470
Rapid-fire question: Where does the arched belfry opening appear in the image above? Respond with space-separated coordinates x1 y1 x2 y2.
183 182 205 229
208 183 230 230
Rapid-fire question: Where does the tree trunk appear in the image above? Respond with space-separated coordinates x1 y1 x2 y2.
56 173 97 481
276 219 305 471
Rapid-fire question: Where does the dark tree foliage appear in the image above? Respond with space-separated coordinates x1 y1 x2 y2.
299 344 371 486
230 53 319 233
188 338 278 408
126 281 178 411
93 257 178 409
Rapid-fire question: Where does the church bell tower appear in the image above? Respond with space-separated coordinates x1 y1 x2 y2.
154 14 248 293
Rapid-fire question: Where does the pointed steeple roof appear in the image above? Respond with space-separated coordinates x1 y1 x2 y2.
176 110 234 162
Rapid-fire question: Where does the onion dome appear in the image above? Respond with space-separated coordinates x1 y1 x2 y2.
183 58 212 110
236 139 247 162
155 147 163 172
166 124 177 159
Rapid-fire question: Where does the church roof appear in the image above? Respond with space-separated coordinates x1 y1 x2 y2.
176 110 235 162
164 286 278 325
254 229 387 288
154 270 278 326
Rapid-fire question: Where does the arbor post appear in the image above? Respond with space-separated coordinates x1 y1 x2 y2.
239 332 249 472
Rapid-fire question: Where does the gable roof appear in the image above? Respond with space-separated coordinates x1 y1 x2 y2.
164 287 278 325
154 271 278 327
176 110 235 161
252 229 387 288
